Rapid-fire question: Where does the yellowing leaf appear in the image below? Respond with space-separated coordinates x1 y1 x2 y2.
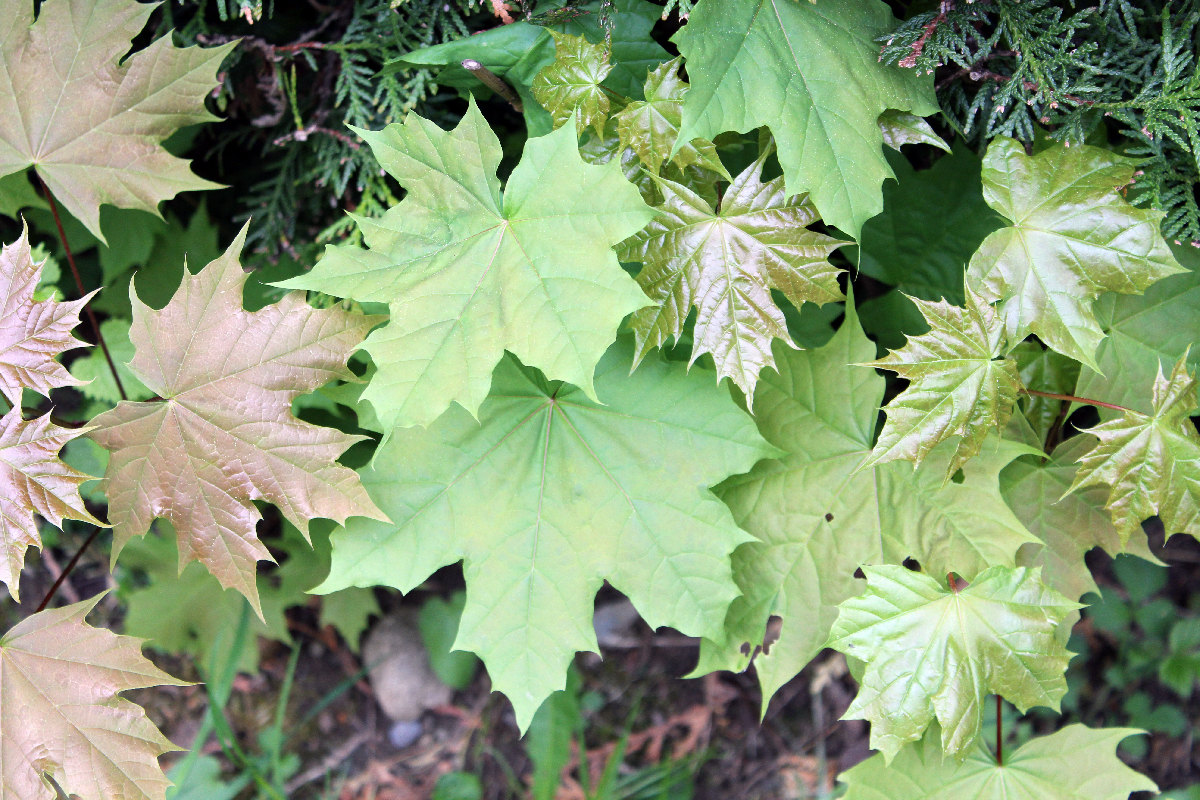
0 0 234 241
614 57 727 177
840 725 1156 800
1070 353 1200 543
864 284 1022 478
693 301 1037 707
0 409 102 600
968 138 1185 369
0 595 187 800
532 32 613 137
277 99 655 432
618 147 845 397
827 565 1080 762
315 341 776 729
674 0 937 240
88 226 388 615
0 227 92 404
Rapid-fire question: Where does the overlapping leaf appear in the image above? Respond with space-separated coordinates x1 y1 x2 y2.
828 565 1079 761
314 341 775 729
878 110 950 153
693 303 1038 705
968 138 1185 369
0 410 102 600
614 57 727 177
0 228 92 403
1075 243 1200 414
673 0 937 240
533 32 613 136
1003 436 1159 605
68 318 154 405
277 100 655 432
618 148 845 397
0 595 187 800
1011 341 1081 447
88 227 388 615
0 0 234 240
840 725 1156 800
863 284 1022 477
1070 354 1200 542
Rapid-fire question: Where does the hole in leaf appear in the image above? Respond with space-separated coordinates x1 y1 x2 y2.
824 512 834 522
950 468 965 484
853 567 865 580
902 558 922 572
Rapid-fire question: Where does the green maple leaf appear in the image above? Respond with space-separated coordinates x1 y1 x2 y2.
878 110 950 153
614 57 727 177
314 341 775 729
0 0 234 241
277 99 655 432
533 32 614 137
1075 243 1200 414
1070 353 1200 542
840 724 1156 800
0 595 188 800
693 301 1037 706
618 146 845 397
69 318 155 405
1011 341 1081 447
673 0 936 241
1002 437 1159 606
863 284 1023 478
968 138 1185 369
88 227 387 615
828 564 1080 761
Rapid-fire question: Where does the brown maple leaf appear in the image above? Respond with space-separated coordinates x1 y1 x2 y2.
0 226 93 405
0 0 234 240
88 226 389 614
0 409 102 600
0 595 188 800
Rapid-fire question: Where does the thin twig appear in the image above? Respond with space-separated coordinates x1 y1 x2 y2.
36 526 103 612
461 59 524 113
33 174 127 401
1020 388 1130 413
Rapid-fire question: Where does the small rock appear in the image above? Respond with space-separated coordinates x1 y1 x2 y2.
362 610 453 741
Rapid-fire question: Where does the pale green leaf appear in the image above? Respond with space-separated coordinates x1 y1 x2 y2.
533 32 613 137
878 110 950 153
315 341 774 729
614 57 727 177
1003 437 1160 605
618 147 845 397
828 565 1080 761
1011 341 1081 446
968 138 1185 369
68 318 155 405
276 100 655 432
840 724 1156 800
0 0 233 241
864 284 1022 477
1070 353 1200 542
674 0 937 240
693 301 1037 706
1075 242 1200 414
0 170 45 218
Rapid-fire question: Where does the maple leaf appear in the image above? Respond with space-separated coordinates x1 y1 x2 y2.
276 99 655 432
863 284 1023 478
0 595 188 800
1002 437 1159 605
614 57 728 177
968 138 1185 369
88 226 388 615
68 318 155 405
827 564 1080 762
1011 341 1081 447
1069 353 1200 543
314 341 775 729
618 146 845 397
0 409 102 600
878 110 950 153
532 32 614 137
673 0 937 240
0 0 234 241
0 227 92 404
839 724 1156 800
692 300 1037 706
1075 243 1200 414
